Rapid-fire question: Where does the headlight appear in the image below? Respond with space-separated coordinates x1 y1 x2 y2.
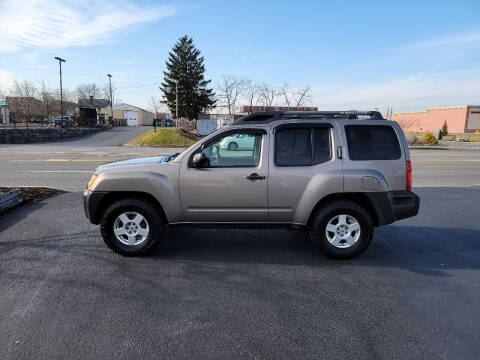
87 174 98 191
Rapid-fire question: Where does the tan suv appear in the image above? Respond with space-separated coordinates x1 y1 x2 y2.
84 111 419 259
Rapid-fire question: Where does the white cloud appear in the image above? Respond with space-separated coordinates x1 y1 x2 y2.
0 0 177 52
0 70 16 95
393 31 480 51
323 30 480 112
311 71 480 112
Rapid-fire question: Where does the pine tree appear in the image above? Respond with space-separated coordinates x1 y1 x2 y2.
442 120 448 135
160 35 216 120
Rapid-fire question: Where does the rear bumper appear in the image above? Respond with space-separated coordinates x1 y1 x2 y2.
365 190 420 226
83 190 109 224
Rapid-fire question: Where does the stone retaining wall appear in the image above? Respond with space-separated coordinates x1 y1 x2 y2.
0 127 107 144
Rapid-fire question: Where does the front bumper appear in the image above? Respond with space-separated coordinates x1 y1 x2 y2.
365 190 420 226
83 190 109 224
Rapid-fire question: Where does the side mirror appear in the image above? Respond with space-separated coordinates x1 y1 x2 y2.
192 152 210 168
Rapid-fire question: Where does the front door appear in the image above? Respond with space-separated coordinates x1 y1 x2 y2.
179 129 269 223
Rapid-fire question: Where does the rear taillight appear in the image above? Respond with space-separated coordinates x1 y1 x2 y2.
406 160 412 191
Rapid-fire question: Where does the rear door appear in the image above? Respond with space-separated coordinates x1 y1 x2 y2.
340 121 406 191
268 122 343 224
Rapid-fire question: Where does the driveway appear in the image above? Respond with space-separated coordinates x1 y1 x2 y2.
0 186 479 359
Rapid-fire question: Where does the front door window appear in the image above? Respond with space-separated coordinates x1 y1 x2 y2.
201 132 262 167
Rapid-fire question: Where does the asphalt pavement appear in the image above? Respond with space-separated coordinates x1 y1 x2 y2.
0 126 185 191
0 187 479 359
1 129 480 190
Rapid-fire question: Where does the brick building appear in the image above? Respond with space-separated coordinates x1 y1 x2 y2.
392 105 480 133
239 105 318 113
5 96 43 122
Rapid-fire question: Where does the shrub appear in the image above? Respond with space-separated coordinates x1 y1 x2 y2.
405 132 417 145
423 131 438 145
415 135 426 144
176 126 199 141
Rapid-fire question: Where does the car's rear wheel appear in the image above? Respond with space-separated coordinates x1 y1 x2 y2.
100 198 165 256
310 200 373 259
227 142 238 151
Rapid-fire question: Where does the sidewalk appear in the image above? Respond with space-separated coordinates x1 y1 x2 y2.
410 140 480 150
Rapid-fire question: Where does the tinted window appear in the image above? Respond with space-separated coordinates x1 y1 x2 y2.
345 125 401 160
313 128 331 164
201 132 262 167
275 127 331 166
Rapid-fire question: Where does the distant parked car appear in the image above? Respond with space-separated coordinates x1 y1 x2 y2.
219 133 256 151
54 116 74 127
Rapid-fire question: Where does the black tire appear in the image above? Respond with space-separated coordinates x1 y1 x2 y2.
100 198 165 256
310 200 373 259
227 142 238 151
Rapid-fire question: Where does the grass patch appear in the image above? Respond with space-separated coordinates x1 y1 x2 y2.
127 128 197 147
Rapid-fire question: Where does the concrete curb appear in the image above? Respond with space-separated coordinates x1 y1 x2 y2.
410 144 480 151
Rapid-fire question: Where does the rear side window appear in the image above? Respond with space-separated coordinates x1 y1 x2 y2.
345 125 401 160
275 128 331 166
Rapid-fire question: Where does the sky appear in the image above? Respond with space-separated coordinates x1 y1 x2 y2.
0 0 479 113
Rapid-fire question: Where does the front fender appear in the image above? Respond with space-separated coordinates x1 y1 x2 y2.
92 164 182 222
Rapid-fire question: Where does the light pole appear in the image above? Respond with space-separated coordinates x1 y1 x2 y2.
173 79 179 126
54 57 66 123
107 73 113 125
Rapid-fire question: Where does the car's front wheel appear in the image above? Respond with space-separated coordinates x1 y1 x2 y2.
310 200 373 259
227 142 238 151
100 198 165 256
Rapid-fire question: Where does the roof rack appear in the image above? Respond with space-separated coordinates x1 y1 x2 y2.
234 110 384 124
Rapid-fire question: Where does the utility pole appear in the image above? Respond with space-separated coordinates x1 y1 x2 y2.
107 73 113 125
54 57 66 123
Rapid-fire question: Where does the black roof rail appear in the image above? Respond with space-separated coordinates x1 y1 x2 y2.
234 110 384 124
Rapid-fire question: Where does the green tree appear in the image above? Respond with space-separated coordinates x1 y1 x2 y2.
442 120 448 135
160 35 216 120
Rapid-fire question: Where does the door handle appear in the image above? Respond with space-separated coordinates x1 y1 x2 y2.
246 173 266 181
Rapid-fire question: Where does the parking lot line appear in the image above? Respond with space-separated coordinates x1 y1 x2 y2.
413 159 480 162
11 159 118 162
27 170 93 173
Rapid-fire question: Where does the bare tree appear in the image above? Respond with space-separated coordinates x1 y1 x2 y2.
216 75 249 115
395 117 418 131
293 86 312 107
75 83 100 99
243 80 260 113
13 80 38 123
102 83 118 106
278 83 312 108
150 96 160 116
39 80 55 119
258 83 277 107
278 83 293 108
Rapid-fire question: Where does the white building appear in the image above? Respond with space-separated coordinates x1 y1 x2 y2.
102 103 155 126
